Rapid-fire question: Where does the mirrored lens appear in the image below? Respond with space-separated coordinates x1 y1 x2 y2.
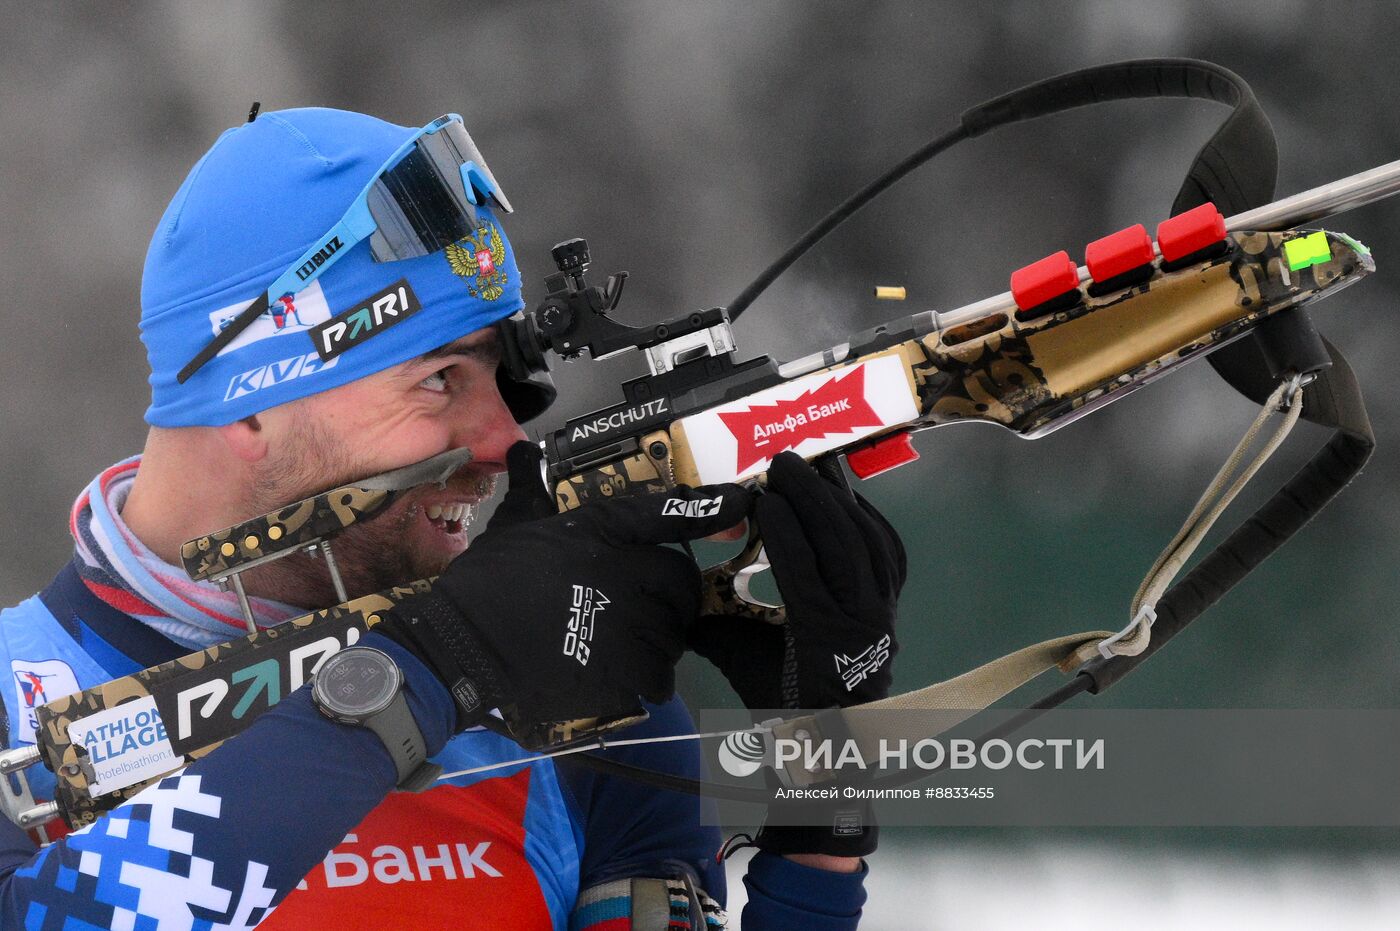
436 119 512 214
366 145 480 261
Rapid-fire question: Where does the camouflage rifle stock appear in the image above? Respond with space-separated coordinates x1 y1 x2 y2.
9 56 1397 834
0 196 1383 832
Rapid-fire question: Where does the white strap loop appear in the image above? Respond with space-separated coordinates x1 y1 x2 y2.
1106 375 1305 659
1097 603 1158 660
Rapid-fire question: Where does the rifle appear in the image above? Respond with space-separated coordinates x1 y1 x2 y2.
3 59 1393 830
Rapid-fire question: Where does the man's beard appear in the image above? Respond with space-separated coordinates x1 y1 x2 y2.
231 422 494 609
242 497 459 608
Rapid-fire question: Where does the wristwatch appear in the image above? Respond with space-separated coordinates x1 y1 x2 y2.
311 646 440 792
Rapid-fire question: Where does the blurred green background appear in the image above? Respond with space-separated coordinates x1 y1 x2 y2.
1 2 1396 926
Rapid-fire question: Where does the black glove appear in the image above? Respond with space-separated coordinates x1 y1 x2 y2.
690 451 905 710
379 442 753 731
689 451 906 858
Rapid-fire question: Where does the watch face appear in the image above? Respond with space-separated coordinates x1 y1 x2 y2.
318 649 399 717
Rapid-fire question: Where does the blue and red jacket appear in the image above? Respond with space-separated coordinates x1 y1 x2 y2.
0 561 867 928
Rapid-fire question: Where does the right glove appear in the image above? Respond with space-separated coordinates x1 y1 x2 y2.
377 442 753 731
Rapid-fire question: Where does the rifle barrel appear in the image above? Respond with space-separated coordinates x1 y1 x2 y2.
1227 157 1400 232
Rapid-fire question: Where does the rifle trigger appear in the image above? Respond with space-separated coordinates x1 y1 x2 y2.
699 520 786 625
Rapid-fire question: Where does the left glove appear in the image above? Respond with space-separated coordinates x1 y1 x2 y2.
689 451 905 710
689 451 906 859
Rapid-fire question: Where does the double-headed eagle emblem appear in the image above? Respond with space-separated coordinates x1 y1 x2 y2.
444 220 509 301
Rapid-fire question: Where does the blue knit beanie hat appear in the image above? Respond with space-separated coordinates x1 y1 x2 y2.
140 108 524 427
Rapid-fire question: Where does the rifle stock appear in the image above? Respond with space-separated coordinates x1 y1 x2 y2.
1 222 1373 831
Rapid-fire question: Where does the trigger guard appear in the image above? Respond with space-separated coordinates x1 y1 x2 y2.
699 523 787 624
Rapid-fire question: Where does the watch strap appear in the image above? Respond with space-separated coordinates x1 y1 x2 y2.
362 689 441 791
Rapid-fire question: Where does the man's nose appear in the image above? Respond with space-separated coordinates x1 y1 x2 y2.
450 377 528 471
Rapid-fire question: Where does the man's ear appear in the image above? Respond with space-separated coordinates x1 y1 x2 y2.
217 415 269 463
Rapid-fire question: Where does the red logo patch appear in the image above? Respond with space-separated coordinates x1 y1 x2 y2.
717 366 882 473
262 770 548 929
475 249 495 276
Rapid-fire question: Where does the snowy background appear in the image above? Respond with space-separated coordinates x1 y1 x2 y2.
1 2 1398 927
